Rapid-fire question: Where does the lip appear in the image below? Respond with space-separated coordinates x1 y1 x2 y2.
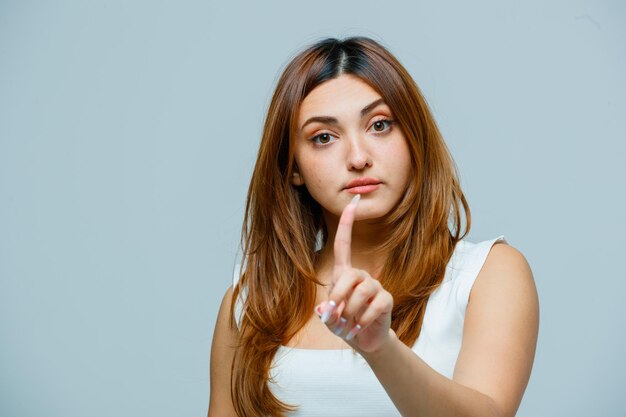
344 176 382 189
345 184 380 194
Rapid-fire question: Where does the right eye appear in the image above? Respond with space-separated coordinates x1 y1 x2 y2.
309 133 337 147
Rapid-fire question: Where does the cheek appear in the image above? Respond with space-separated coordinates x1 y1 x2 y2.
396 141 412 171
382 138 413 184
299 155 337 187
379 139 409 163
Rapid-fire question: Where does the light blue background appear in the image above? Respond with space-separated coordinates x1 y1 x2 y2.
1 1 624 416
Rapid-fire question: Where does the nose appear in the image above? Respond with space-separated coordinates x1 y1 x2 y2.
346 136 373 171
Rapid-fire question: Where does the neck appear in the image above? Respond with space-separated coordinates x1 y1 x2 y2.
316 213 390 285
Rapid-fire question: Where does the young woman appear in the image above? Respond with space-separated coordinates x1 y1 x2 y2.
208 36 539 417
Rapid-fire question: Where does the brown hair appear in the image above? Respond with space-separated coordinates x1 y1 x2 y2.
229 36 471 416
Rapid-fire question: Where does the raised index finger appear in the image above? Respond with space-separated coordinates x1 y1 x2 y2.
334 194 360 269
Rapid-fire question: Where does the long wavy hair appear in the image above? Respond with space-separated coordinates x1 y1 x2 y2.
228 36 471 417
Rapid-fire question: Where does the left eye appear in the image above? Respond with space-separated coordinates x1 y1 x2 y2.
370 119 393 132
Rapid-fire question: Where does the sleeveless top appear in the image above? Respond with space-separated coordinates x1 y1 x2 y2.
231 235 507 416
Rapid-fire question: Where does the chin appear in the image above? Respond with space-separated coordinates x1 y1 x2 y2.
353 206 391 222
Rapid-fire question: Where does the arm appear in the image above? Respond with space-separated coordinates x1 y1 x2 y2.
362 243 540 417
207 285 239 417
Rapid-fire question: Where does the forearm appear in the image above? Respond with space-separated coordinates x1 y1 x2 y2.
361 330 501 417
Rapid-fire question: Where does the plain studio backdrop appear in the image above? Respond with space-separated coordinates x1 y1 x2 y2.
1 1 624 416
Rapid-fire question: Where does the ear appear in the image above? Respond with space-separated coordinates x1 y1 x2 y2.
290 163 305 186
290 171 305 186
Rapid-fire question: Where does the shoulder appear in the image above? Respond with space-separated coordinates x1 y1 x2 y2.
209 285 239 416
454 241 539 417
468 241 538 313
215 285 238 336
471 242 536 304
221 285 235 309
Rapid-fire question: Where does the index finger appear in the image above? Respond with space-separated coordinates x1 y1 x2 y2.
333 194 360 269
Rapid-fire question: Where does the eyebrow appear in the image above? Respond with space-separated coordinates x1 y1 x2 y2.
299 97 387 132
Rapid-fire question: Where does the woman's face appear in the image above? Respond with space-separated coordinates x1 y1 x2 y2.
291 74 413 221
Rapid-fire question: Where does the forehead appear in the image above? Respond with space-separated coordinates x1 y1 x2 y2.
297 74 385 120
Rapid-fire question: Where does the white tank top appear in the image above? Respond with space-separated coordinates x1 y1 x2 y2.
231 235 507 416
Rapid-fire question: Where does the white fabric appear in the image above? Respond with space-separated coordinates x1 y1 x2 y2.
231 235 507 416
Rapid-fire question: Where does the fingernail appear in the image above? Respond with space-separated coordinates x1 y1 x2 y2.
345 324 362 341
351 194 361 206
321 300 336 323
333 317 348 335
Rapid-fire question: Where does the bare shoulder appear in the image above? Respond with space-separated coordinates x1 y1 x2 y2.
454 241 540 417
208 285 239 417
212 285 238 343
470 241 537 305
212 284 239 354
216 285 237 331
